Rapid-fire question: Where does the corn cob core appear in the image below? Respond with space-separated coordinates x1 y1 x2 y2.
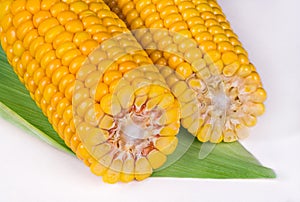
105 0 267 143
0 0 180 183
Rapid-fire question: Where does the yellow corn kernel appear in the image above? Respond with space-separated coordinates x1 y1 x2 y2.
32 11 51 28
38 18 59 36
118 61 138 73
103 158 122 184
17 20 34 40
223 61 240 76
40 0 58 11
70 1 88 14
147 150 166 169
242 114 257 127
55 41 76 59
57 10 77 25
222 51 238 65
120 157 134 182
250 88 267 103
79 39 98 55
90 161 108 176
5 27 16 45
34 43 51 61
73 31 91 46
51 66 69 85
82 15 101 28
26 0 40 14
40 50 56 68
65 19 84 33
12 40 25 57
160 123 179 136
0 0 13 20
197 124 212 142
176 62 193 79
145 94 163 111
13 10 32 28
50 2 68 17
52 31 73 49
155 136 178 155
134 157 152 181
171 81 188 97
22 29 37 48
116 85 134 109
103 70 122 85
10 0 26 15
61 48 81 66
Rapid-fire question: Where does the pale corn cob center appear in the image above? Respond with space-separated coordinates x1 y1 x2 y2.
0 0 180 183
105 0 267 143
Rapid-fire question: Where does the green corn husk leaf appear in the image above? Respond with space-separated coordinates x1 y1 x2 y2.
0 47 275 179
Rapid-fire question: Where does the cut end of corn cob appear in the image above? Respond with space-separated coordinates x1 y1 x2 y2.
73 50 181 182
0 0 181 183
105 0 267 143
154 30 266 143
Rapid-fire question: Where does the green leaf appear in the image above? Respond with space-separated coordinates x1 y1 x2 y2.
153 132 275 178
0 47 275 179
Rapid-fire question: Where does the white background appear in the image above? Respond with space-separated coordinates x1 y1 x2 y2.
1 0 300 201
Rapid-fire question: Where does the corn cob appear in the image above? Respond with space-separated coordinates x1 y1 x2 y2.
104 0 267 143
0 0 180 183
